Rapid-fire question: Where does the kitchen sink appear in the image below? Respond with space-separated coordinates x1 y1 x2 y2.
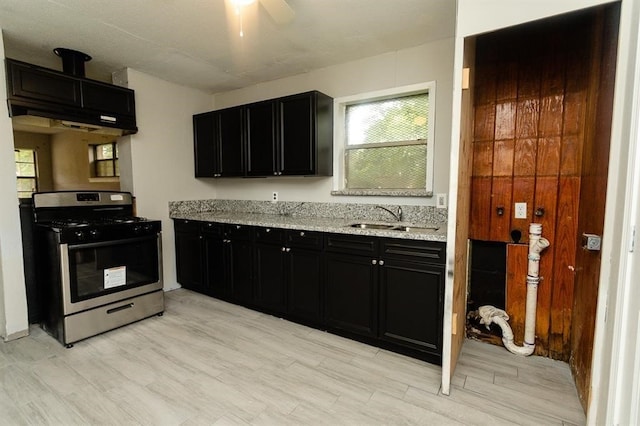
391 225 439 233
349 223 396 230
348 223 439 232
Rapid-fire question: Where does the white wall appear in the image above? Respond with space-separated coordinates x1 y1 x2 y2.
211 39 455 207
0 29 29 340
121 69 214 290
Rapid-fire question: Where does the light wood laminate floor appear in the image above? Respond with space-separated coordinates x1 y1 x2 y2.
0 289 585 425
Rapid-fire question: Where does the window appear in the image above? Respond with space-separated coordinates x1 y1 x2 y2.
92 142 119 177
334 82 435 196
15 149 37 198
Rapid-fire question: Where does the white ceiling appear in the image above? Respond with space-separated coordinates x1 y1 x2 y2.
0 0 456 94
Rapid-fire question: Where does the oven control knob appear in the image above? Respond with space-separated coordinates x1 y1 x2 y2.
89 229 100 239
74 230 85 241
143 224 153 232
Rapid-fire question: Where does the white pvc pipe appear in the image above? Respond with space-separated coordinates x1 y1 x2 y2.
478 223 550 356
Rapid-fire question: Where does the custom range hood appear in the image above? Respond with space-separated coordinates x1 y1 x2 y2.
6 48 137 136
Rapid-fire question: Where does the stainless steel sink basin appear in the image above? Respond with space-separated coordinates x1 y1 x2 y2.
349 223 395 230
391 225 439 232
348 223 439 232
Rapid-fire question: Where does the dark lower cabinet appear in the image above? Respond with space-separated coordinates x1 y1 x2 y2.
226 225 254 306
174 220 206 292
254 241 287 314
254 228 323 322
174 221 445 365
379 258 444 355
202 223 231 300
287 245 323 324
325 253 378 338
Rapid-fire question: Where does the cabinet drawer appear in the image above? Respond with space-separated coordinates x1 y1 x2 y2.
325 233 378 256
255 227 284 244
201 221 223 236
286 230 323 249
173 219 201 233
382 239 446 264
224 224 253 240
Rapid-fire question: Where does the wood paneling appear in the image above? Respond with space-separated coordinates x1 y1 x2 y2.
489 177 512 242
469 177 492 241
506 244 529 345
549 177 580 359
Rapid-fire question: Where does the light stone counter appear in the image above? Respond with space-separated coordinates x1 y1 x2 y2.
170 203 447 242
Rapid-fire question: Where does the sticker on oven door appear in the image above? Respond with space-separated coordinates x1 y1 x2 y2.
104 266 126 289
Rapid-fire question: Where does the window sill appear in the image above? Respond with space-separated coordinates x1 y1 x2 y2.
89 177 120 183
331 189 432 198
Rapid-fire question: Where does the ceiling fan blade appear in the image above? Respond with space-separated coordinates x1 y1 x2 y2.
259 0 295 25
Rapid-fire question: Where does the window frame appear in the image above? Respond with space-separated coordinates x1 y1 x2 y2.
332 81 436 197
91 142 119 178
15 148 38 198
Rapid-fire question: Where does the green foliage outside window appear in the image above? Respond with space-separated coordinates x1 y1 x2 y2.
345 93 428 190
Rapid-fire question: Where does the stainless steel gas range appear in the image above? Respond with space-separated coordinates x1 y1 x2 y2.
32 191 164 347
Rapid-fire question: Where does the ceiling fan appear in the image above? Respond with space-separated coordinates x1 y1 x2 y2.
229 0 295 26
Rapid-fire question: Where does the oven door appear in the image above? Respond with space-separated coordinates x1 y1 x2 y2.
60 234 163 315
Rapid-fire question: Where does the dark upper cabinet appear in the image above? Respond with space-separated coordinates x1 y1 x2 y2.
279 91 333 176
193 112 217 177
193 90 333 178
81 80 136 126
7 60 81 106
246 101 278 176
5 58 137 133
194 107 246 177
218 107 245 176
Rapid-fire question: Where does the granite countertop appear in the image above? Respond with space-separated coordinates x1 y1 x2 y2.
170 211 447 242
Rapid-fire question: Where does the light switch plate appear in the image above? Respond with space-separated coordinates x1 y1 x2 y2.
436 193 447 209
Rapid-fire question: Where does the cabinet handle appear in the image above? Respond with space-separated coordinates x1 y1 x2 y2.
300 231 305 237
379 260 385 266
273 172 278 176
286 247 291 252
496 206 505 216
281 247 286 252
236 225 241 229
372 259 377 265
266 228 270 232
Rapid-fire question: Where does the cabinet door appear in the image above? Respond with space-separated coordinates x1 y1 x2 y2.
379 258 444 358
194 112 218 177
288 247 323 324
202 224 231 299
81 80 135 117
7 60 81 106
279 93 314 175
325 253 378 338
174 223 204 292
246 101 277 176
229 238 254 305
218 107 245 176
254 242 287 314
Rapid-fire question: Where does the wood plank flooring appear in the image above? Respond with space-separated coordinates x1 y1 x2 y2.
0 289 585 425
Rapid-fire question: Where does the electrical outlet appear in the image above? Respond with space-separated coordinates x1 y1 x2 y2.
515 202 527 219
436 193 447 209
271 191 278 202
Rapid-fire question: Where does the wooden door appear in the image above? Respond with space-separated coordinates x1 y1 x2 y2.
570 4 619 411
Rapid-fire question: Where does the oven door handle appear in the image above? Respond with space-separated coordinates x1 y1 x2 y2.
67 234 158 250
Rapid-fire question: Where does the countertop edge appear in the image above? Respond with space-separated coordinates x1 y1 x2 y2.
170 212 447 242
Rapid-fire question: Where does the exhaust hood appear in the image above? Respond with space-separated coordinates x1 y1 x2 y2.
6 49 138 136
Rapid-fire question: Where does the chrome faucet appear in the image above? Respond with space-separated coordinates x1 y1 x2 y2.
376 205 403 222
